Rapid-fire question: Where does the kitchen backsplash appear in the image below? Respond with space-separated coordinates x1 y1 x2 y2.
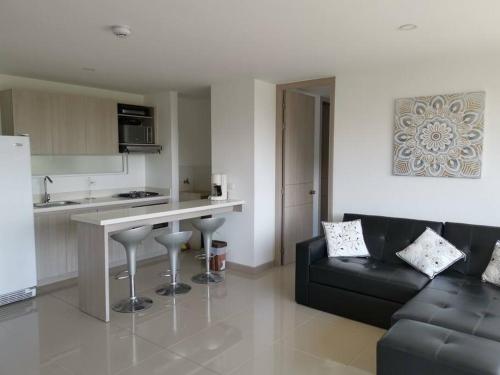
31 154 146 196
179 165 211 193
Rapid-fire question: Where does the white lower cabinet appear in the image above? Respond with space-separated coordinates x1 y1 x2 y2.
34 203 169 286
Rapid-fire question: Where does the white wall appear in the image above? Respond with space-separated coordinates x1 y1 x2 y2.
253 80 276 266
178 96 211 192
211 79 275 268
212 79 255 266
0 74 148 197
333 57 500 226
144 91 178 199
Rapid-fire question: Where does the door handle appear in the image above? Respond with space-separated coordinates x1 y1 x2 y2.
309 190 316 195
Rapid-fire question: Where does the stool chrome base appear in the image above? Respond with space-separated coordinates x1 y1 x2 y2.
191 272 224 284
112 297 153 313
156 283 192 296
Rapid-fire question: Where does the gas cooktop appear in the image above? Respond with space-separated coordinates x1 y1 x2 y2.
117 191 160 199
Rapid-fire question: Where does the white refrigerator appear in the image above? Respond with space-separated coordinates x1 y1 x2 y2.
0 136 37 305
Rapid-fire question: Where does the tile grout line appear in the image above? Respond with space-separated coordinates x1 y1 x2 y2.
51 361 79 375
112 345 224 375
166 304 320 374
109 295 228 375
48 290 79 309
278 337 359 370
44 260 341 375
225 335 284 375
163 307 251 352
279 314 380 374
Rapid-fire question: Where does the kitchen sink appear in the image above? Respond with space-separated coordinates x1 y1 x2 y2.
33 201 81 208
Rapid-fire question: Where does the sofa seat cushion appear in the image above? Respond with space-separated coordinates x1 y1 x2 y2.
310 257 429 303
378 319 500 375
392 271 500 341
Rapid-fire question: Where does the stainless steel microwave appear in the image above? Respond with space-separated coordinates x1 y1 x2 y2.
119 121 154 144
117 103 155 144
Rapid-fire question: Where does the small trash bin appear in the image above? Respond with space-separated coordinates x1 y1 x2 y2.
210 240 227 271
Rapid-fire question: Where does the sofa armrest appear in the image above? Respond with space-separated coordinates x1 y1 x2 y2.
295 236 327 305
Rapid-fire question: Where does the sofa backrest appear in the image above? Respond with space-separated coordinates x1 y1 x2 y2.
444 222 500 277
343 213 443 264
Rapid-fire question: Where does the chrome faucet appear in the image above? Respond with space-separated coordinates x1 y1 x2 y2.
42 176 53 203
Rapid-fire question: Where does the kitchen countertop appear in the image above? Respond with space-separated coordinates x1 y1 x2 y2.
71 199 245 226
33 194 169 214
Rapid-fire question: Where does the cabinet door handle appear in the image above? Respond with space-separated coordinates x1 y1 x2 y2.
309 190 316 195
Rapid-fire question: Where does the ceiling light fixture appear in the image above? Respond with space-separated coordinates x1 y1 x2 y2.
398 24 418 31
111 25 131 38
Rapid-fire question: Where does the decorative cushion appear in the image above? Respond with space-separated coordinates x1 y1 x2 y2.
322 220 370 258
482 241 500 287
396 228 466 279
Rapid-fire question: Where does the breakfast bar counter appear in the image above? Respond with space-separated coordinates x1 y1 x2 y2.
71 199 244 322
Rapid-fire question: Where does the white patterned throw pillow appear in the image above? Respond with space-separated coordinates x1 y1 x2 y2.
396 228 466 279
482 241 500 287
322 220 370 258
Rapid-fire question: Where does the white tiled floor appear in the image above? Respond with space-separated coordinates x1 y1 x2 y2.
0 252 385 375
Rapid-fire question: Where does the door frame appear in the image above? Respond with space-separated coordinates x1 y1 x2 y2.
275 77 335 265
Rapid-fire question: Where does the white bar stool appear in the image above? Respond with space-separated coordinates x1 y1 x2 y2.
111 225 153 313
155 230 193 296
191 217 226 284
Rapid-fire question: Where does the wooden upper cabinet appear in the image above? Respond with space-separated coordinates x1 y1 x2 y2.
52 93 87 155
0 89 118 155
11 89 54 154
85 97 118 155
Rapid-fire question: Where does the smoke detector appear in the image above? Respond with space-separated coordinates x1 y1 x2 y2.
111 25 131 38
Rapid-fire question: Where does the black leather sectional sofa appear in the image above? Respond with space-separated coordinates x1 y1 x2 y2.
296 213 500 374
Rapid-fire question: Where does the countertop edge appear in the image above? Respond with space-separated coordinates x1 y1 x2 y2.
71 199 245 226
33 195 170 214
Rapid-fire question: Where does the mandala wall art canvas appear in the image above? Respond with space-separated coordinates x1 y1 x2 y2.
393 91 485 178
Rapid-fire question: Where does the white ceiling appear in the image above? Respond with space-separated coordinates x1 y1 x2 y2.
1 0 499 94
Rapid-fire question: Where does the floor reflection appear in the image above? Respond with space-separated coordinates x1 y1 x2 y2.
0 252 381 375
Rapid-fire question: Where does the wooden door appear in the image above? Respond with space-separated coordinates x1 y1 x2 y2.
320 101 330 222
12 90 53 154
85 97 118 154
52 93 87 154
282 91 315 264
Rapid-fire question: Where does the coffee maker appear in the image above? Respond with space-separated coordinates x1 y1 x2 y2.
209 174 228 201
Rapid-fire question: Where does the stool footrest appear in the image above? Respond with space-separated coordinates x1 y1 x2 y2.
114 270 130 280
195 253 214 260
159 271 172 278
